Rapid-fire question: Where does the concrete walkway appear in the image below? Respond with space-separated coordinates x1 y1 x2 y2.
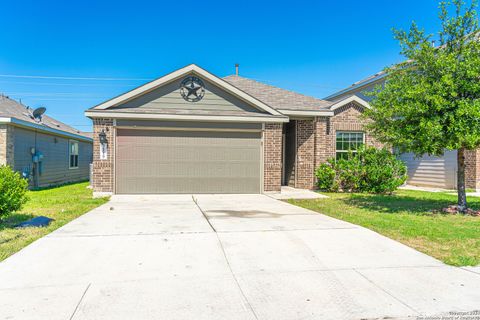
0 194 479 320
267 186 329 200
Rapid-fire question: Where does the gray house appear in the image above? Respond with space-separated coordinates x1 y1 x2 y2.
0 95 93 188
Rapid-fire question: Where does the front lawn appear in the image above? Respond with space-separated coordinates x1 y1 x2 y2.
0 182 108 261
288 190 480 266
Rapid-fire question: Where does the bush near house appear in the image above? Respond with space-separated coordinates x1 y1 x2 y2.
0 165 29 219
315 147 407 194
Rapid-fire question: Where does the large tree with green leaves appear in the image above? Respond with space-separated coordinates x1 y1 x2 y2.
365 0 480 212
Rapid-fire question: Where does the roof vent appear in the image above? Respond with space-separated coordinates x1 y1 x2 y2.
235 63 239 76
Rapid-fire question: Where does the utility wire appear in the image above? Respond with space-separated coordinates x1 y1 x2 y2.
0 74 151 81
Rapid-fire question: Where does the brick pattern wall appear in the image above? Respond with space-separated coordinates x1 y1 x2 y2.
314 102 384 178
0 124 14 167
92 118 114 193
264 123 282 191
295 120 315 189
465 149 480 189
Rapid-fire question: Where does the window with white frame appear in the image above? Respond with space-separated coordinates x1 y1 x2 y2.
69 140 79 168
336 132 364 160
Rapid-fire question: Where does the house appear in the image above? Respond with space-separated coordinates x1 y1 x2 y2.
325 72 478 190
86 64 383 196
0 95 93 188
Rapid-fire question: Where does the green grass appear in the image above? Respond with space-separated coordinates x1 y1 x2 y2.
0 182 109 261
288 190 480 266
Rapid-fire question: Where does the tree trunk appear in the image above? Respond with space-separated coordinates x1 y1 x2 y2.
457 147 468 212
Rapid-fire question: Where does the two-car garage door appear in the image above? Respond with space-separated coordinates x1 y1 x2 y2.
115 129 262 194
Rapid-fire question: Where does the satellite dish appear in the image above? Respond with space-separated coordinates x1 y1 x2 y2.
32 107 46 121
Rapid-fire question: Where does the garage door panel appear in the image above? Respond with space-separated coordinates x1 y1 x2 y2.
115 129 261 194
116 161 260 178
117 147 259 162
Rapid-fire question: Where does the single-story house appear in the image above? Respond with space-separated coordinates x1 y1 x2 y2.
325 72 477 190
0 95 93 188
86 64 384 196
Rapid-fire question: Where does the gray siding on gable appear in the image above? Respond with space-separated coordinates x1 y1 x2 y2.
111 76 266 113
13 127 92 187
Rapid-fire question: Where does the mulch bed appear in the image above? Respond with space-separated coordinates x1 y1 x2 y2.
434 205 480 216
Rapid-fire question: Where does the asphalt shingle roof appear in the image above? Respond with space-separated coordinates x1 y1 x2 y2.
0 95 92 139
223 75 333 111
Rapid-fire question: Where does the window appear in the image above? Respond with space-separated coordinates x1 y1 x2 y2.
336 132 364 160
69 140 79 168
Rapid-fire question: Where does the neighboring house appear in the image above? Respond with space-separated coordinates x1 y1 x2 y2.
325 72 474 190
0 95 93 188
86 64 382 196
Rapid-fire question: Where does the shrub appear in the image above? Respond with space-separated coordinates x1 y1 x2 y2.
0 165 29 219
315 147 407 194
315 160 338 192
359 147 407 193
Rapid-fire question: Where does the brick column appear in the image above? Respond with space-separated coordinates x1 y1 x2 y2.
296 120 315 189
465 149 480 190
92 118 114 195
263 123 282 192
0 124 14 167
314 117 334 167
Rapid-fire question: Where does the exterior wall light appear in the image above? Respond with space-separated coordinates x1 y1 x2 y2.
99 129 108 160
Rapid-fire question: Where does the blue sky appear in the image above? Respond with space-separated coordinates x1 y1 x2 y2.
0 0 444 131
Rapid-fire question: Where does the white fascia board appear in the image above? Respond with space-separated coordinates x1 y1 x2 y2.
277 109 334 117
84 111 289 123
90 64 283 116
329 95 371 111
0 117 92 142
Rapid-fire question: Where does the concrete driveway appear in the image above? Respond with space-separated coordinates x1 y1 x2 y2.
1 194 479 320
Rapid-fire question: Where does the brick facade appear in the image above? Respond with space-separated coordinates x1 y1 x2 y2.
263 123 282 191
0 124 14 167
89 104 385 194
92 118 114 194
284 103 382 190
297 102 383 190
465 149 480 190
295 120 315 189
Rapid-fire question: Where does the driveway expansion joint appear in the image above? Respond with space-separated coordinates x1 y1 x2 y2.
69 283 91 320
192 196 260 320
353 268 420 315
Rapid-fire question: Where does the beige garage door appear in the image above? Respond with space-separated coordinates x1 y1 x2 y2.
115 129 262 194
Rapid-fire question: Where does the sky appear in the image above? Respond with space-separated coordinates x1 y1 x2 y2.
0 0 446 131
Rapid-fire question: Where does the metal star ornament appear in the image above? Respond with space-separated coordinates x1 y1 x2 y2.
180 76 205 102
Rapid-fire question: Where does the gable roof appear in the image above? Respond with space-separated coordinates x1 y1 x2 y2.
0 95 92 142
223 75 334 115
88 64 283 117
328 95 371 111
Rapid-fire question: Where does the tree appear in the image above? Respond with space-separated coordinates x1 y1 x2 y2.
365 0 480 212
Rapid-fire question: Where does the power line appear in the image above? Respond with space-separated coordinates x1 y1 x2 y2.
7 92 107 96
0 80 140 87
0 74 151 81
